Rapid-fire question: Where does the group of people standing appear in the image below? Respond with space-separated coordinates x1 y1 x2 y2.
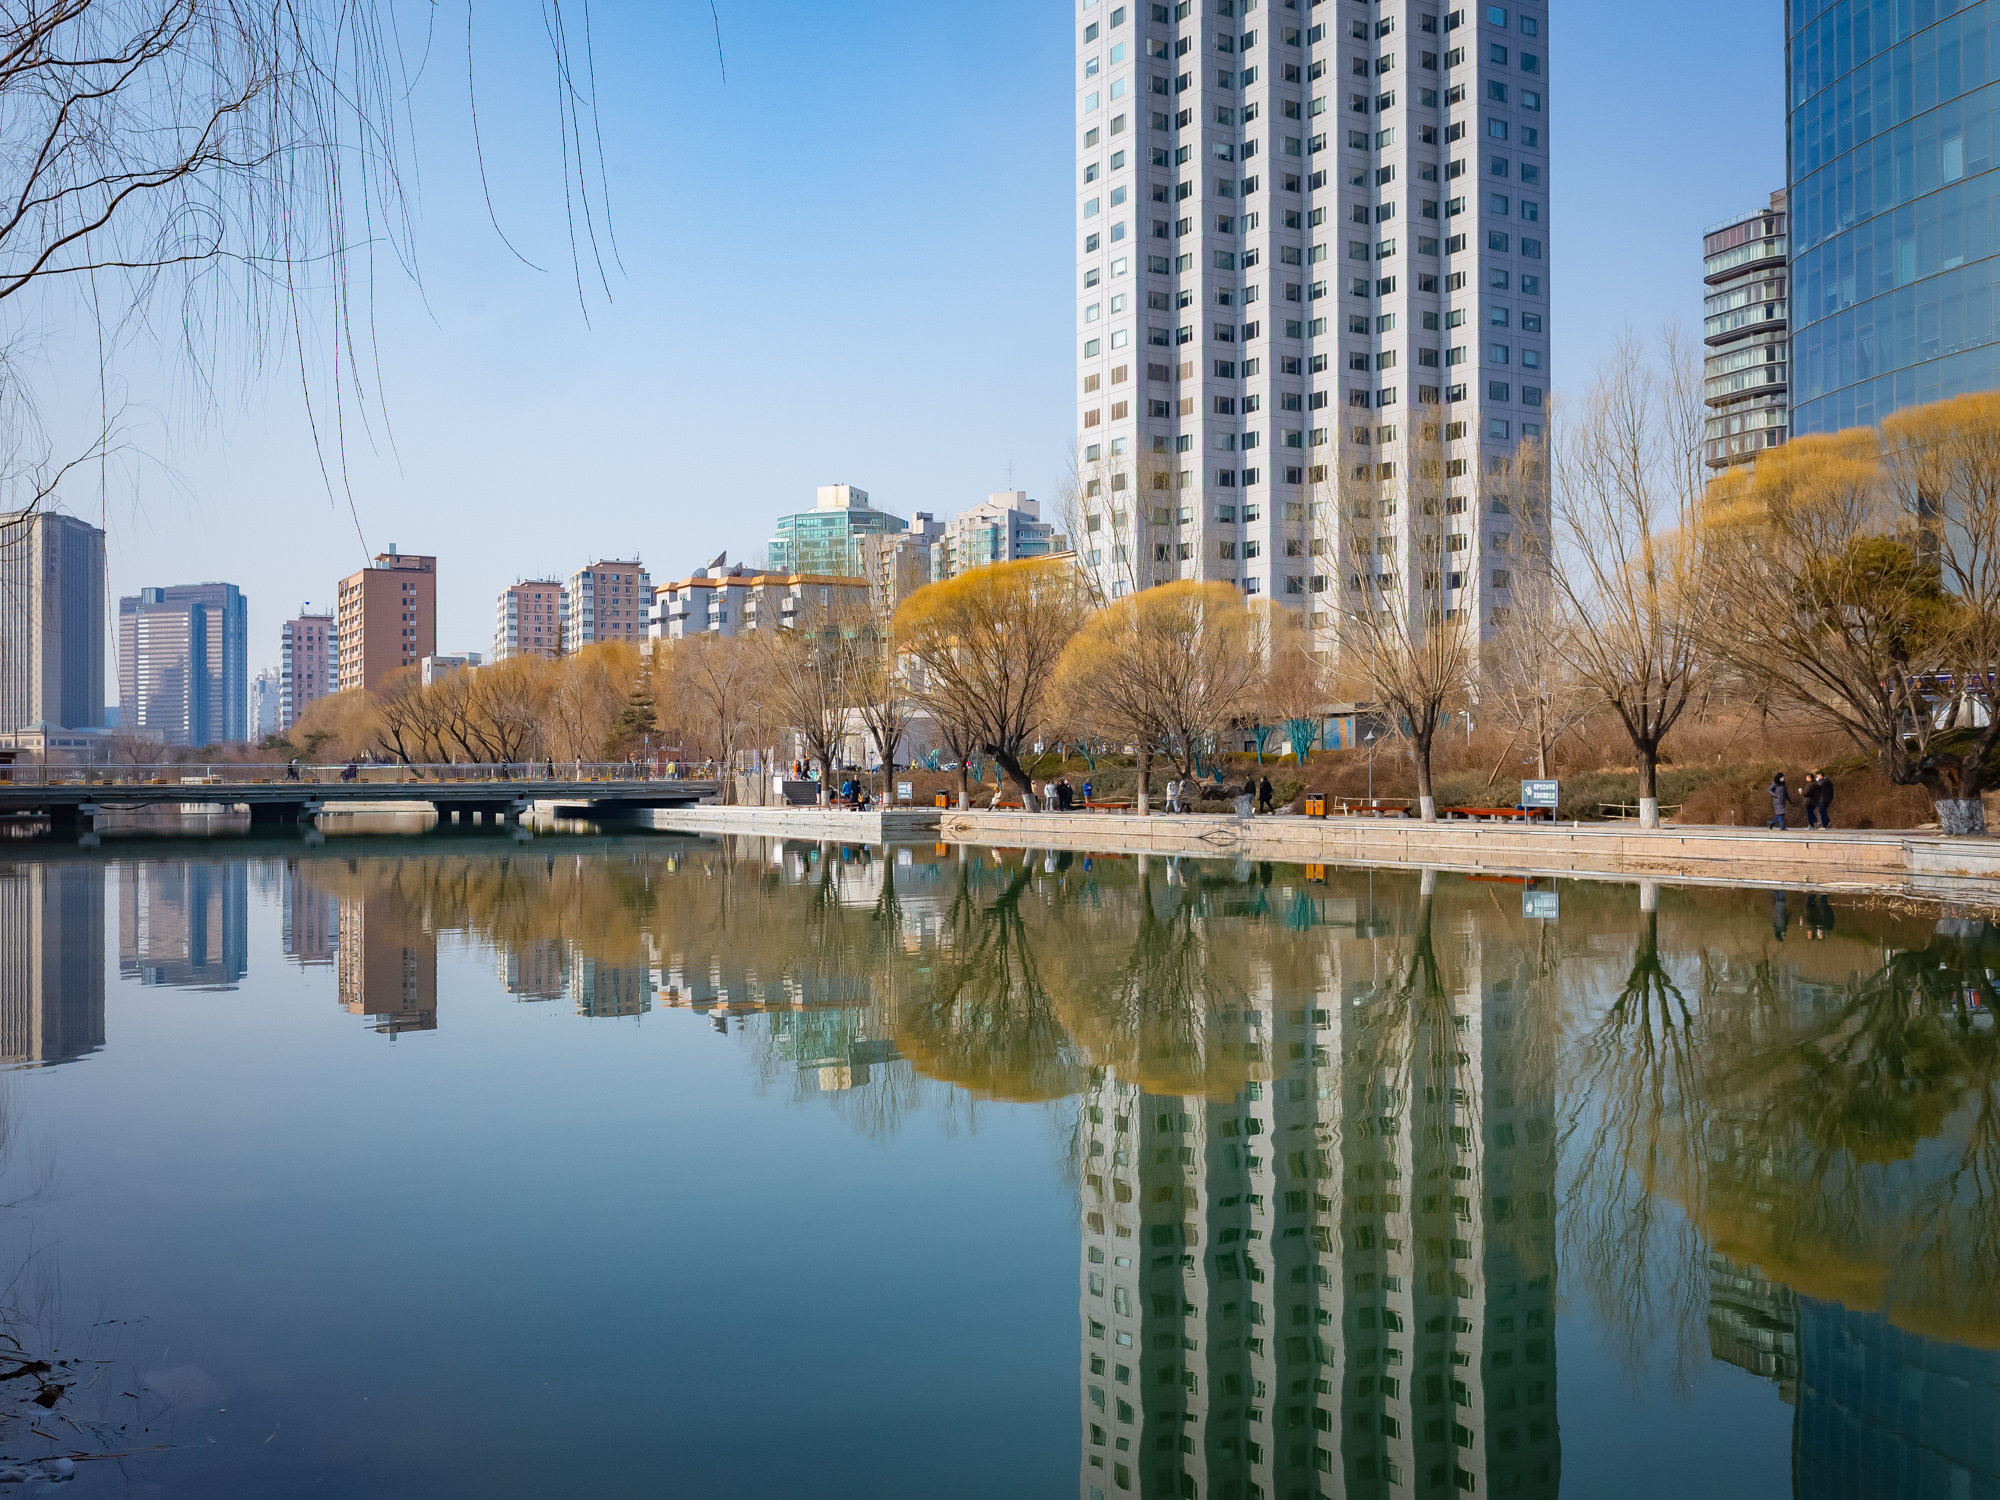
1766 770 1836 830
1161 775 1276 815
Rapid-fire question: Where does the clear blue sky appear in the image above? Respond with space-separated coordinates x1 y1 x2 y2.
53 0 1788 686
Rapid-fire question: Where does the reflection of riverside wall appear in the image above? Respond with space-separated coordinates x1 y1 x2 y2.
938 812 2000 897
1078 917 1558 1500
1794 1299 2000 1498
118 862 248 990
0 863 105 1068
336 898 437 1035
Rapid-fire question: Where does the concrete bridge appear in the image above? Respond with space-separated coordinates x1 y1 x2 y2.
0 772 718 832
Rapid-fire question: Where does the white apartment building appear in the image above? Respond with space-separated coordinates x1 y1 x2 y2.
420 652 482 686
562 560 651 654
932 492 1063 581
1073 0 1548 629
494 580 562 662
649 555 760 642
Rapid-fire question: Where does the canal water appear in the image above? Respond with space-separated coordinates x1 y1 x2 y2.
0 827 1994 1497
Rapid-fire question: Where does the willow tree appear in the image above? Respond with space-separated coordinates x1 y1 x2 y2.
894 558 1091 802
1548 331 1711 829
1702 392 2000 833
1049 580 1261 812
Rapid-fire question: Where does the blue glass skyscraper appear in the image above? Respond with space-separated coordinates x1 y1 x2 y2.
1787 0 2000 434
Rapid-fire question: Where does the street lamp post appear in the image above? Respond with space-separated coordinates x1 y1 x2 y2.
1365 728 1379 805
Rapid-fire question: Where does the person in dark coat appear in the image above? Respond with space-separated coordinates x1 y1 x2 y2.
1812 771 1835 828
1257 775 1275 814
1766 773 1792 830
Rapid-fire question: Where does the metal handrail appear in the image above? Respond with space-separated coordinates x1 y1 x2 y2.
0 762 723 789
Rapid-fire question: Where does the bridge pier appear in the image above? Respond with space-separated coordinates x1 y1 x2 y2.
249 800 323 826
44 802 101 832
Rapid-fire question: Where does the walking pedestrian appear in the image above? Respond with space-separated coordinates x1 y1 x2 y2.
1081 777 1094 805
1765 773 1792 830
1257 775 1274 815
1813 771 1836 829
1164 777 1180 814
285 757 301 782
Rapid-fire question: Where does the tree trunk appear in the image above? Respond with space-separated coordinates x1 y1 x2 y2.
1636 740 1660 830
1136 746 1152 815
990 746 1034 804
955 762 969 810
1413 728 1437 822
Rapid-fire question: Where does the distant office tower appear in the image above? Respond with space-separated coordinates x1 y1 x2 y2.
932 492 1061 580
1703 193 1791 468
0 509 106 732
336 894 437 1035
280 862 338 967
494 580 562 661
1073 3 1549 624
335 547 435 692
1787 0 2000 432
280 609 335 730
117 582 249 746
251 668 280 739
117 861 248 990
0 861 106 1068
767 485 911 577
561 559 651 654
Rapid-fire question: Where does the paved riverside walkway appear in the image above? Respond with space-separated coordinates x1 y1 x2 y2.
931 810 2000 899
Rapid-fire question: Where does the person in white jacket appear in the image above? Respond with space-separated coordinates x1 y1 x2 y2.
1165 778 1181 814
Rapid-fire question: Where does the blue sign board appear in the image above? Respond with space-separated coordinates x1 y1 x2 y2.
1521 779 1559 810
1522 890 1560 920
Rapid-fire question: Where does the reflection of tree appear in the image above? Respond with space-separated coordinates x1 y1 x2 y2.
893 859 1088 1103
1559 904 1713 1390
1702 929 2000 1346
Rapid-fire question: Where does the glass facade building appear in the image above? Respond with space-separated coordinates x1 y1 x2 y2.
767 484 910 579
1788 0 2000 435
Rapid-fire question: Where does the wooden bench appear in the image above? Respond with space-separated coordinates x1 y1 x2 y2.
1443 806 1535 822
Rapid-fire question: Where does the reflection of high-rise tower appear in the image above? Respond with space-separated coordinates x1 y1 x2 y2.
1793 1299 2000 1499
1706 1254 1799 1404
0 863 106 1068
1077 880 1558 1500
336 897 437 1034
500 941 568 1001
118 862 248 990
280 862 338 968
567 952 651 1019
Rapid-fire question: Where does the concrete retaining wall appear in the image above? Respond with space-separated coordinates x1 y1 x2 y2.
935 810 2000 899
643 806 942 841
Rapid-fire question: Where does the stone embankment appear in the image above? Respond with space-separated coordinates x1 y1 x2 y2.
642 804 2000 900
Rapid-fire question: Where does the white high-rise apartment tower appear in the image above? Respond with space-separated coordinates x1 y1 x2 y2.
1073 0 1549 631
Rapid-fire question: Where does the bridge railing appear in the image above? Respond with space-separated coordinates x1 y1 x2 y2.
0 762 724 789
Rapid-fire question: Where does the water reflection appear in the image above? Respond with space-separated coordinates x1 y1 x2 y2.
4 835 1999 1494
0 862 104 1068
118 860 247 990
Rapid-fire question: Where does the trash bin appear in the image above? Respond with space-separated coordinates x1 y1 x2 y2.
935 792 949 809
1305 794 1327 818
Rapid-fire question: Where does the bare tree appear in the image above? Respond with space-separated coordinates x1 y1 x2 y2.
753 617 849 795
1332 403 1478 819
664 634 756 798
1548 330 1711 828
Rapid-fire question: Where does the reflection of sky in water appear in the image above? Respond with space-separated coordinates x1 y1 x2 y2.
0 836 1992 1497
